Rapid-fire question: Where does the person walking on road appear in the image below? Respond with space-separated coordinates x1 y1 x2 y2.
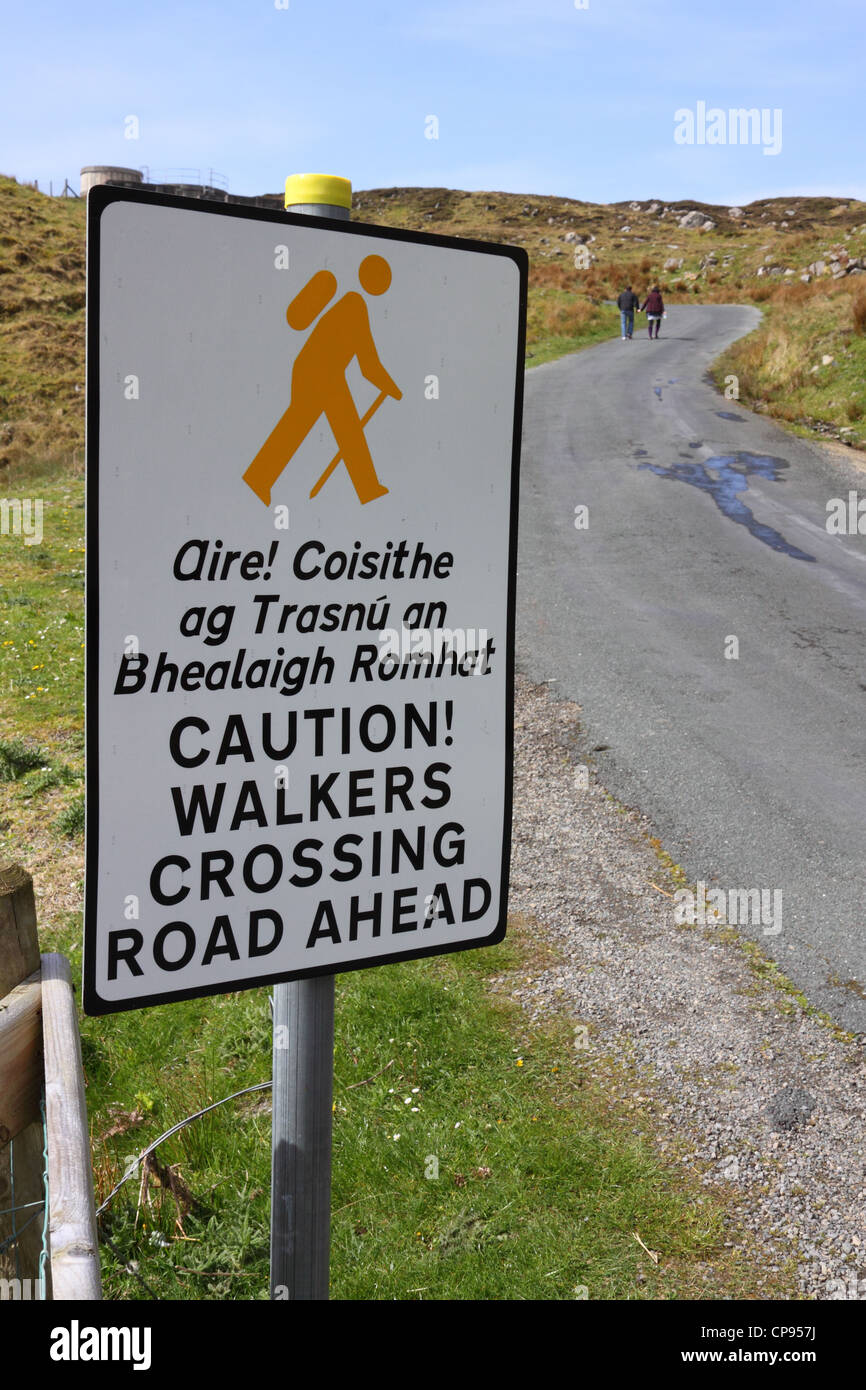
640 285 665 339
616 285 640 340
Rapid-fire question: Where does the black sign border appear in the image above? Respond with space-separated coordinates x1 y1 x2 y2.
84 184 527 1015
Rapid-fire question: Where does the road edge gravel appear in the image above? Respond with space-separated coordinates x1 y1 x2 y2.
506 673 866 1301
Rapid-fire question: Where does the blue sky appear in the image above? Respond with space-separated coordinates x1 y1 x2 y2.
2 0 863 206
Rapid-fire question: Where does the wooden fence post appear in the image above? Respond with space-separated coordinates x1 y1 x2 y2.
42 952 101 1299
0 864 40 996
0 970 43 1142
0 865 45 1294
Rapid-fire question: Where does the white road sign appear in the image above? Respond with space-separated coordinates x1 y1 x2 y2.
84 186 526 1014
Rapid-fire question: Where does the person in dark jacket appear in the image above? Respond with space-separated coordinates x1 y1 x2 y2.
616 286 640 339
640 285 664 338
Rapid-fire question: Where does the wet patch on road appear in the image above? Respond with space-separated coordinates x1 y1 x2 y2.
638 452 817 562
633 449 649 457
688 442 702 449
716 410 745 421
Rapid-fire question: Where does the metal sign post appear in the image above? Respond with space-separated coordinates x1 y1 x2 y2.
269 174 350 1302
270 967 334 1300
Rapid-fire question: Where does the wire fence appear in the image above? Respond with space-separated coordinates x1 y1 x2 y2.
2 1078 274 1300
93 1078 273 1299
0 1092 49 1299
137 167 229 190
95 1079 271 1218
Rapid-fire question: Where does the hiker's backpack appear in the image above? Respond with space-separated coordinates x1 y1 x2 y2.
286 269 338 330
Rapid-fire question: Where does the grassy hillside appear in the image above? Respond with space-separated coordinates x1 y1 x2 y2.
0 177 85 470
713 275 866 446
1 176 865 476
355 186 866 447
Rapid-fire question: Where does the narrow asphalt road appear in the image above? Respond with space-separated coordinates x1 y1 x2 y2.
517 305 866 1032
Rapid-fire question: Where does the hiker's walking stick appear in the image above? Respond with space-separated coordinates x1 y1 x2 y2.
309 390 389 498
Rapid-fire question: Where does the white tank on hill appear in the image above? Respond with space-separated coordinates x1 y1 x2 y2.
80 166 143 196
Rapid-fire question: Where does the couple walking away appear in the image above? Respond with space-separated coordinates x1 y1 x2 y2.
616 285 665 339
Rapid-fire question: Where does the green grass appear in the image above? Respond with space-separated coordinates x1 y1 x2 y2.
0 462 85 743
525 288 616 368
75 921 780 1301
54 790 84 835
329 943 739 1302
712 277 866 450
0 735 47 779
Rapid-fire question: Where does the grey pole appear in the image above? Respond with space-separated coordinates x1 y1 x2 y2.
270 973 335 1300
269 173 351 1302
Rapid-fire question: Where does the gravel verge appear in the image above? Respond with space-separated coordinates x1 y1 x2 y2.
508 673 866 1300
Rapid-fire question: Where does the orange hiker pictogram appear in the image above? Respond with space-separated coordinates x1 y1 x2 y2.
243 254 402 506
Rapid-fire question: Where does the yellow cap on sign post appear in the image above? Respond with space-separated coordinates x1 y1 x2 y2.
284 174 352 211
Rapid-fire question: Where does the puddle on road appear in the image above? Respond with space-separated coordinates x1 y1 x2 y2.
716 410 744 421
633 449 649 457
638 451 816 562
688 441 702 449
